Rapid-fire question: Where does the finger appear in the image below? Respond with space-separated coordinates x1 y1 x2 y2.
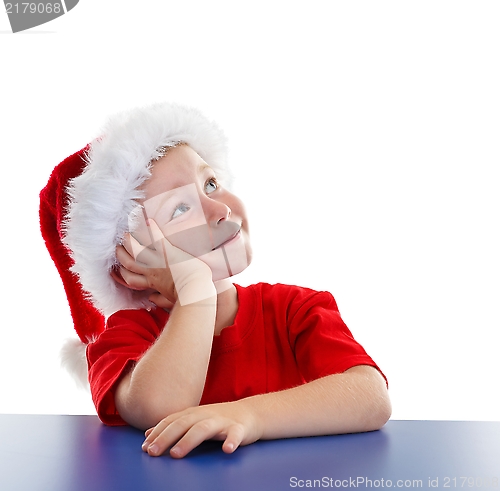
111 264 149 291
147 218 182 264
116 244 147 274
122 232 147 260
127 232 164 266
145 416 197 457
123 234 165 268
148 292 175 310
110 268 135 289
142 414 179 451
167 419 227 459
119 266 150 290
222 424 245 454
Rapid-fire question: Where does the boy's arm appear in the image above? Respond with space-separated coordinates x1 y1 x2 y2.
115 297 216 430
113 221 217 430
142 364 391 458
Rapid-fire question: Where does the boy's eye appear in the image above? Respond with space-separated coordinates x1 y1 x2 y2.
171 203 190 219
205 177 218 194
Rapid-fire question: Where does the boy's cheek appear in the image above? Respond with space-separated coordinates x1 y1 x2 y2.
199 232 250 280
167 224 213 257
225 232 252 275
166 220 241 258
160 206 206 237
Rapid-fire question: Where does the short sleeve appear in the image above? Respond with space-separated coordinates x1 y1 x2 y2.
86 308 168 425
287 290 387 384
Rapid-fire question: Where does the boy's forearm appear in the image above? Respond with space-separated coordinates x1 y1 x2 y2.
115 296 217 429
140 365 391 459
238 365 391 439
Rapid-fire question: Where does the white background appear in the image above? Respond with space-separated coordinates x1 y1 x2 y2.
0 1 498 421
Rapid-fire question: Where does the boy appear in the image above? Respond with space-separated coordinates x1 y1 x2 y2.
40 103 391 459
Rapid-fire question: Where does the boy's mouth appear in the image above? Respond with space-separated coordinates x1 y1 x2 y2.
166 220 242 257
213 228 241 250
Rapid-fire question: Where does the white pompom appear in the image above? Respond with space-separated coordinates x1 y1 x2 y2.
60 338 90 391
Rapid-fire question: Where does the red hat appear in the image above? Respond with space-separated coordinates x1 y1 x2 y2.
40 103 229 385
40 146 105 345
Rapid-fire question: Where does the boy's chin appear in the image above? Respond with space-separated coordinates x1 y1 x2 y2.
211 261 249 282
199 245 251 282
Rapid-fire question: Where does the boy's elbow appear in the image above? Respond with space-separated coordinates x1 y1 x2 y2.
344 365 391 432
119 398 169 431
369 390 392 431
363 371 392 432
114 372 164 429
115 374 197 430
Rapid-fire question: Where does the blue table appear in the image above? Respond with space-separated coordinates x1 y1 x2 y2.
1 416 498 490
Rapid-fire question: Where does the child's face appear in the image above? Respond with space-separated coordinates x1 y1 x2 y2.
132 145 251 281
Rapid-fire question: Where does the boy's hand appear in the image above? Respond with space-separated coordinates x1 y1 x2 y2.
112 242 175 310
114 219 215 306
147 292 175 311
141 401 263 458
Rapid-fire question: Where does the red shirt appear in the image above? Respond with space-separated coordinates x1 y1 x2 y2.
87 283 386 425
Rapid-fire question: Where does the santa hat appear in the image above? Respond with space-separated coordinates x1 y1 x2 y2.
40 102 229 386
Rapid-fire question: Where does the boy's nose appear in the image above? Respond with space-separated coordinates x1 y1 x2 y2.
166 219 239 257
165 198 236 257
203 198 231 226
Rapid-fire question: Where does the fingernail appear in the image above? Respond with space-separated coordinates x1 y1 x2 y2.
170 446 181 457
148 443 159 455
141 440 149 451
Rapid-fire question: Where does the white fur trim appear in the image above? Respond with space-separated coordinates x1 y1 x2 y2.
62 103 230 317
60 338 90 391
